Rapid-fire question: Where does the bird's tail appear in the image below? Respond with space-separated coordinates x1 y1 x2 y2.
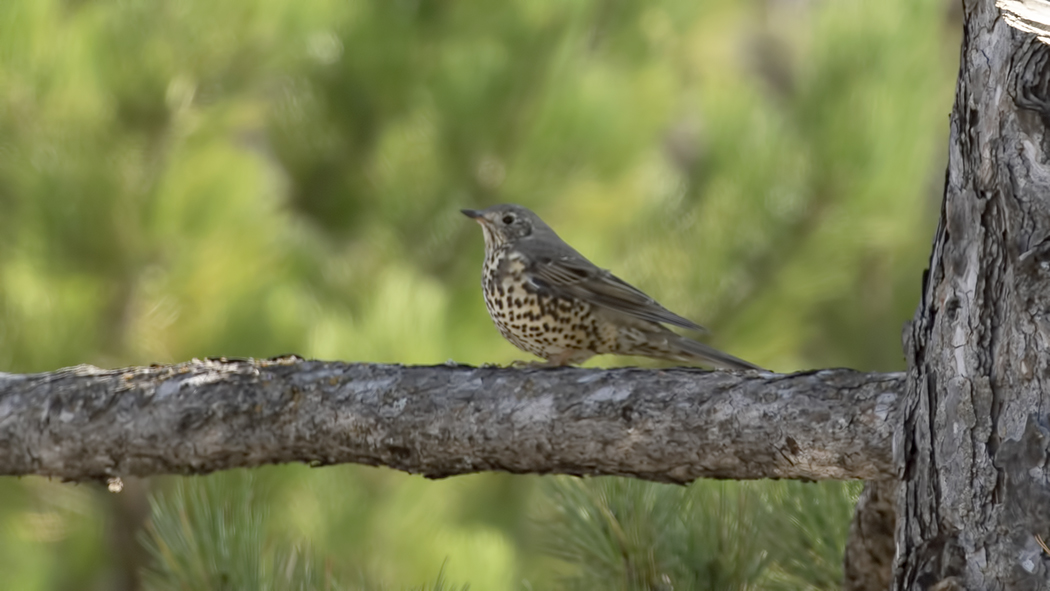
631 332 764 371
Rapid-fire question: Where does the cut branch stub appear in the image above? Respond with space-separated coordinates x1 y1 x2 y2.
0 358 901 483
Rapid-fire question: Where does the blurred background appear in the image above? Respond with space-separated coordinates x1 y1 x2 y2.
0 0 957 588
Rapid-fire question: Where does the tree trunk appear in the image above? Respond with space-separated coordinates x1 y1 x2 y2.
845 480 897 591
896 0 1050 588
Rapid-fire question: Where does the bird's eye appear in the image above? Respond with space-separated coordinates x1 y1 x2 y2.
502 215 515 225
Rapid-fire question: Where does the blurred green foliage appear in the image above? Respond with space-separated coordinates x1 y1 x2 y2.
0 0 955 588
536 478 863 590
140 472 471 591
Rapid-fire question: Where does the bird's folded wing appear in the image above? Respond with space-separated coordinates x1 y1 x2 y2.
527 256 707 332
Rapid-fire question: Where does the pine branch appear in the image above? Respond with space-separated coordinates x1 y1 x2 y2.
0 358 901 483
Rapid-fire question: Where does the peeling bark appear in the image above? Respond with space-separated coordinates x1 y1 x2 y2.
896 1 1050 588
0 358 900 483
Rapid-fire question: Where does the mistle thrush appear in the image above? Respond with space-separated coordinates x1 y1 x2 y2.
462 204 763 370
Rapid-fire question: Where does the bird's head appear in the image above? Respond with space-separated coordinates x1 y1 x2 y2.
461 204 546 248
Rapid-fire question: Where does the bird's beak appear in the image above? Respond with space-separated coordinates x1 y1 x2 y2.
461 208 483 221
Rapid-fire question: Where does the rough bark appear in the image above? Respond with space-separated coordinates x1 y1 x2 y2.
845 480 897 591
896 1 1050 588
0 358 900 483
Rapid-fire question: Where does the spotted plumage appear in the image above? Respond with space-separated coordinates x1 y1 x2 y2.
462 204 763 370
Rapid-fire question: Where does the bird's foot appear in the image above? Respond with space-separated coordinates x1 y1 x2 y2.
512 351 586 368
510 359 554 368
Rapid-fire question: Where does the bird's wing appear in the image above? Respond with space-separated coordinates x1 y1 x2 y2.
523 250 707 332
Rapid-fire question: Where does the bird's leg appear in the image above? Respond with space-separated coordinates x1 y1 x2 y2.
506 348 583 367
510 358 563 368
528 350 593 368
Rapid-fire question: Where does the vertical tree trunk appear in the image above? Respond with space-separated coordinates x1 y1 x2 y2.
896 0 1050 588
845 480 896 591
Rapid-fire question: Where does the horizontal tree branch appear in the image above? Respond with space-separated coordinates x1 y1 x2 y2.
0 358 902 483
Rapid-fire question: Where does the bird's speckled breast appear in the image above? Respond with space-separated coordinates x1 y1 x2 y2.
481 246 611 361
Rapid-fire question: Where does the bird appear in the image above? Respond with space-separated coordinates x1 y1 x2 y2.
461 204 763 370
